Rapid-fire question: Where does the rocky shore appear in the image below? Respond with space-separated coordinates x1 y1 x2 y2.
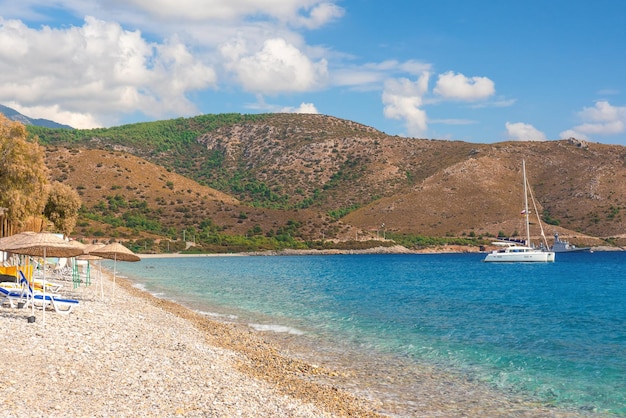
1 268 596 417
1 271 380 417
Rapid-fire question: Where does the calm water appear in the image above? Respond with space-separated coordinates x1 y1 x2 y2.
111 252 626 415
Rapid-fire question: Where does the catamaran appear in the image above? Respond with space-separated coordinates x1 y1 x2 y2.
484 160 555 262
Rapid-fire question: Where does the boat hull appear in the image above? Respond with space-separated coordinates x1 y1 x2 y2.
484 250 555 262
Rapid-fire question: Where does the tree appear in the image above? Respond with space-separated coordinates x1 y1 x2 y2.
44 182 82 237
0 114 48 230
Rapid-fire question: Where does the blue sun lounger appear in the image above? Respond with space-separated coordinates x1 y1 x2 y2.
19 273 79 315
0 286 27 308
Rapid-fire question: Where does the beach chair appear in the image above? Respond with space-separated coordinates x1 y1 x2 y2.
31 293 80 314
0 286 28 308
18 274 79 315
32 278 63 292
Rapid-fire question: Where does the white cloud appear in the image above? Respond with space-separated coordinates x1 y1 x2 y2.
0 1 509 141
382 72 430 137
0 1 342 126
7 102 101 129
505 122 547 141
597 88 620 96
559 129 584 140
296 2 344 29
221 37 328 94
398 60 433 76
434 71 495 101
560 101 626 139
332 60 431 91
332 69 384 88
117 0 342 26
280 102 319 113
0 16 216 127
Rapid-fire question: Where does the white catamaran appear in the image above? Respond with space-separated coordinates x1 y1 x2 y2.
484 160 555 262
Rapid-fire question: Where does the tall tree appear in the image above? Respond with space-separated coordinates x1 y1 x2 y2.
0 114 49 230
44 182 82 237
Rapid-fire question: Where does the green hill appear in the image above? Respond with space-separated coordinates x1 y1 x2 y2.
30 113 626 251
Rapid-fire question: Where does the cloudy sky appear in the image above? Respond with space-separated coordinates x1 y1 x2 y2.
1 0 625 145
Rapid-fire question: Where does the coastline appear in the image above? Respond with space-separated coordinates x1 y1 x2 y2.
1 267 596 417
1 270 378 417
138 243 623 259
139 244 477 258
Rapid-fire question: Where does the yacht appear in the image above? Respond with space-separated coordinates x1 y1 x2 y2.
484 160 555 262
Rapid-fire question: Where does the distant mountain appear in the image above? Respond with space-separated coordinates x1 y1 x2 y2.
0 104 73 129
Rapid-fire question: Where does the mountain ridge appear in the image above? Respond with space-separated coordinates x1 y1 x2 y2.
1 104 73 129
28 113 626 249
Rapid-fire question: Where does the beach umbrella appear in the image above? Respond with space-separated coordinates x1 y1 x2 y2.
89 242 140 300
6 232 84 324
0 231 37 254
0 231 37 270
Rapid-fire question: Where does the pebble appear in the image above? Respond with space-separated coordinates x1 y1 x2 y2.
0 273 336 417
1 269 601 417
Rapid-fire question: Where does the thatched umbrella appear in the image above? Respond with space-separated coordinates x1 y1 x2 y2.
6 233 85 323
0 231 37 272
0 231 37 249
89 242 140 300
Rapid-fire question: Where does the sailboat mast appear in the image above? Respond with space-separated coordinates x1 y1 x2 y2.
523 160 531 246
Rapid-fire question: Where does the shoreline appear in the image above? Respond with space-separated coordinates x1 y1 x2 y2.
109 273 595 417
1 267 597 416
138 243 623 259
1 269 378 417
113 275 384 417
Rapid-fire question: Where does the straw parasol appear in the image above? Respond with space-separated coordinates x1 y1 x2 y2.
6 232 85 258
0 231 37 252
0 231 37 265
89 242 140 300
6 232 85 323
90 242 140 262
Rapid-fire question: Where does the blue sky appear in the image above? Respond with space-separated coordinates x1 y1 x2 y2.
1 1 625 145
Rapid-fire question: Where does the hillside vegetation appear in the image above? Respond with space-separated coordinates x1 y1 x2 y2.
31 113 626 251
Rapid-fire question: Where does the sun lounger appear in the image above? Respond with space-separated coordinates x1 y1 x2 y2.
32 278 63 292
0 281 21 290
30 293 79 314
18 274 79 315
0 286 28 308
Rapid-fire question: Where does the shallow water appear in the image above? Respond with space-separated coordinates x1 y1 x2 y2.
112 252 626 415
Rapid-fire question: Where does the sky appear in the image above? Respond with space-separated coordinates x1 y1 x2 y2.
1 1 625 145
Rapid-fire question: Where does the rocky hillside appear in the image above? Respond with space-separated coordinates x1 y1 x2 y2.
34 114 626 247
45 147 359 244
345 140 626 244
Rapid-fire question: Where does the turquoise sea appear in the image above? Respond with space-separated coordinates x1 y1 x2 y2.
111 252 626 415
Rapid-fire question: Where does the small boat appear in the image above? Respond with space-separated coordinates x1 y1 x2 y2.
484 160 555 262
551 232 590 253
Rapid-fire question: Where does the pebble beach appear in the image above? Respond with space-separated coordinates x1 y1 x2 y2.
1 266 594 417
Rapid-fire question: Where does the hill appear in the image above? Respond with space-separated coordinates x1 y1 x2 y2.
45 146 360 251
32 113 626 250
1 104 73 129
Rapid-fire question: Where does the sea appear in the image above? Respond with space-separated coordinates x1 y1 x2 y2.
109 251 626 416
